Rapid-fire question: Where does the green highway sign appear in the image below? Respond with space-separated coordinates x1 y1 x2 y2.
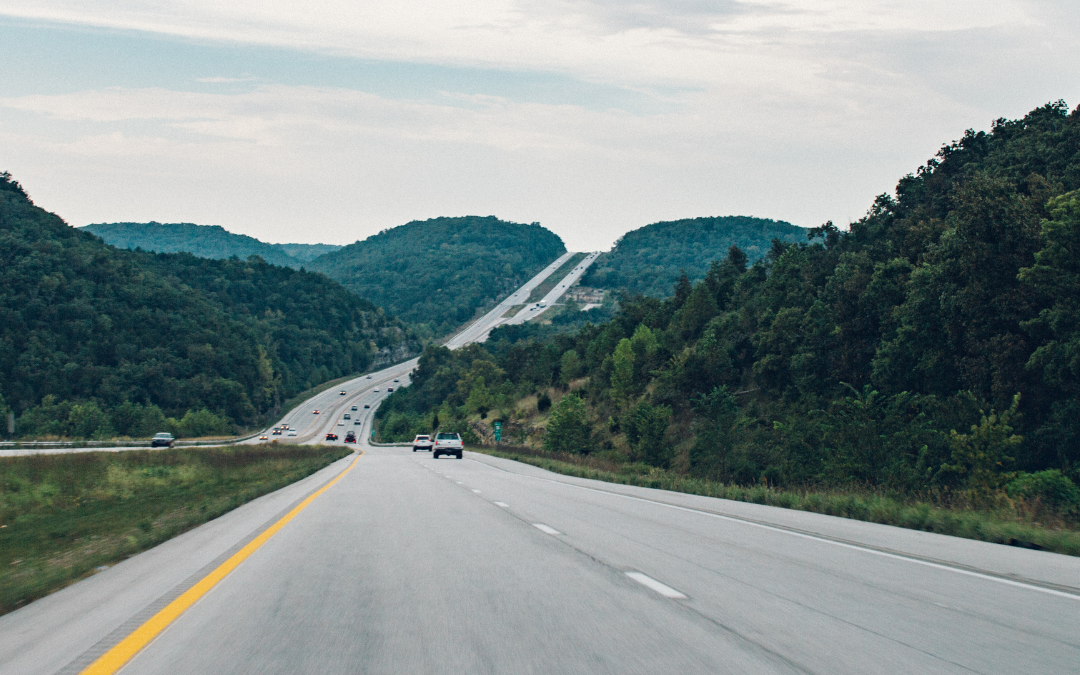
493 421 502 442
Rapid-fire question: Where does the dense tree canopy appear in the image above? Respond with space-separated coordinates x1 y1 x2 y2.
310 216 566 335
582 215 804 297
1 174 411 438
82 222 340 269
375 102 1080 508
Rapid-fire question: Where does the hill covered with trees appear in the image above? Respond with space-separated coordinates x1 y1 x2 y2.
582 216 804 297
1 174 412 439
309 216 566 336
82 222 341 269
376 101 1080 517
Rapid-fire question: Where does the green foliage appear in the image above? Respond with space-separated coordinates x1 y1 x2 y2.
1 173 409 437
941 395 1023 499
81 221 340 269
371 102 1080 504
537 392 552 413
559 349 583 385
624 402 672 467
544 394 592 454
582 216 804 297
1005 470 1080 513
310 216 566 334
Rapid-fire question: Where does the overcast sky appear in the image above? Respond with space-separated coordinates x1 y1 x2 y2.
1 1 1077 250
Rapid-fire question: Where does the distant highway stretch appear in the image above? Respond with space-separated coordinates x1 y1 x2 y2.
2 252 1077 674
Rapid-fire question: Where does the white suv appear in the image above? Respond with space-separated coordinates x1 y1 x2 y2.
432 432 463 459
412 434 433 452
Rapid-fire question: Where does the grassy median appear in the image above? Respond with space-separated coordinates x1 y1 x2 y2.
473 445 1080 557
0 444 351 615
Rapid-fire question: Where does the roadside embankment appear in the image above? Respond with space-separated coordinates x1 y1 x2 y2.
0 444 350 614
471 445 1080 557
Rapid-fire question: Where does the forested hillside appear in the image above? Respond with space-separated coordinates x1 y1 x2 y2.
310 216 566 335
82 222 341 269
582 216 804 297
377 102 1080 512
0 174 411 439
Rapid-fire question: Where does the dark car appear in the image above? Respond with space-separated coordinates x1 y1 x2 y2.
325 433 338 441
150 432 174 448
363 404 370 409
344 431 357 443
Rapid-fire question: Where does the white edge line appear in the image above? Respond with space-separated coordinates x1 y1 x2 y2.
494 501 509 508
533 523 560 535
469 460 1080 602
626 572 687 599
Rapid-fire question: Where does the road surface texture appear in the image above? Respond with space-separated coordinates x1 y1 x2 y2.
2 443 1076 674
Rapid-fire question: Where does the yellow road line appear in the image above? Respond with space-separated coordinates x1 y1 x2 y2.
80 451 364 675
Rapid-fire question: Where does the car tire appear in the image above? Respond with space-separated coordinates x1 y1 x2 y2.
413 447 417 452
456 452 462 459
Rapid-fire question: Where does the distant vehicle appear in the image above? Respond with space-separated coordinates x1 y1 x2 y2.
325 433 338 441
433 432 463 459
339 390 347 395
282 424 290 430
539 302 546 307
354 420 361 425
272 429 282 436
351 405 358 411
393 379 399 383
387 387 394 392
374 388 380 392
366 375 372 379
412 434 433 452
337 421 345 426
313 409 320 414
344 431 357 443
344 413 351 420
150 432 174 448
259 435 268 441
363 404 370 409
287 430 297 437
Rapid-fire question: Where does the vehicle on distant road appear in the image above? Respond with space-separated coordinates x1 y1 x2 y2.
313 409 320 414
337 421 345 426
433 432 463 459
325 433 338 441
394 379 399 383
412 434 433 452
387 387 394 392
364 404 370 409
344 413 351 419
354 420 361 425
272 429 282 435
339 390 347 395
366 375 372 379
259 435 268 441
374 388 380 392
150 432 174 448
288 430 297 437
351 405 358 411
344 431 357 443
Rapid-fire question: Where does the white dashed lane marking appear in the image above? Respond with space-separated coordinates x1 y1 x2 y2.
532 523 560 535
626 572 687 599
494 502 509 508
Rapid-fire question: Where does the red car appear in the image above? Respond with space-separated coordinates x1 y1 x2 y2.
344 431 357 443
325 433 338 441
313 409 320 414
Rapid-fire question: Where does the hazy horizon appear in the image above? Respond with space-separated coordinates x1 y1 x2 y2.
2 1 1077 250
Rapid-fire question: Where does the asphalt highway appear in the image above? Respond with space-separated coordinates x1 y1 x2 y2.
3 443 1077 674
505 251 601 325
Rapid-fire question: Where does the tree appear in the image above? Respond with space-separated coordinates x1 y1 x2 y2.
559 349 583 385
544 394 591 454
625 401 672 467
610 338 635 405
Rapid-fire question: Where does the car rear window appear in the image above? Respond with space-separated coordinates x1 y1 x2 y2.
415 435 429 440
436 433 460 440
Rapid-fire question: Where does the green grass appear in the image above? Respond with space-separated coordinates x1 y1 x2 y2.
527 253 587 303
0 444 351 614
473 445 1080 557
